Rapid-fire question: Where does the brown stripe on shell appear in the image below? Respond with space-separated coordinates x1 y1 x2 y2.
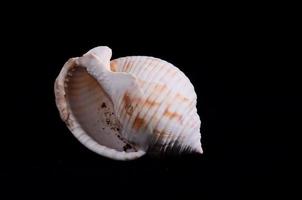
175 92 190 103
123 92 134 116
163 106 183 122
110 61 117 72
154 83 167 93
153 129 170 140
142 99 160 107
136 83 166 110
132 115 145 131
130 84 165 134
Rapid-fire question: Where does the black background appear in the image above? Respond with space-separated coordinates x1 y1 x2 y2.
1 3 299 199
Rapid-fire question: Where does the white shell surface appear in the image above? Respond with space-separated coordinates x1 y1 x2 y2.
55 46 202 160
110 56 202 154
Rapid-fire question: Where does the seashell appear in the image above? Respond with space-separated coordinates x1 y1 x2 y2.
54 46 203 160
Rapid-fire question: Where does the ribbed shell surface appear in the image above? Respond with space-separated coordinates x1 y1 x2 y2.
110 57 202 153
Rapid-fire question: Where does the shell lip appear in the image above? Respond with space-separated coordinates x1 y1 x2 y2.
71 128 146 160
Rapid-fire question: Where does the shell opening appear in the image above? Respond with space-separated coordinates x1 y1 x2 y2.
58 61 145 160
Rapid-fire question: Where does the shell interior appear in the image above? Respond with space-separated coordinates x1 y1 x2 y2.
65 66 137 152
